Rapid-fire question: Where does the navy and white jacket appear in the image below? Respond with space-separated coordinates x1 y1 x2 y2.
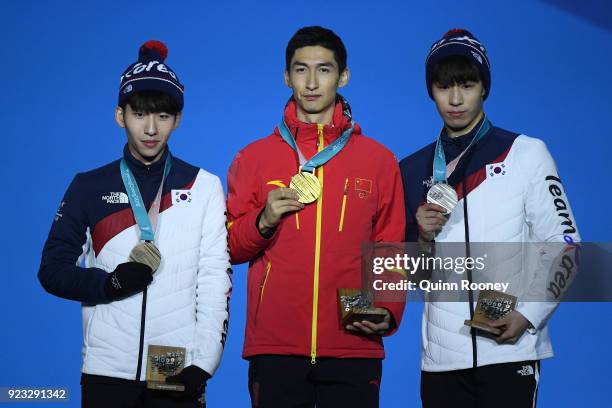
39 146 231 380
399 118 580 372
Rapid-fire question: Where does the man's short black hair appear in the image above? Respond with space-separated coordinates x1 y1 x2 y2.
119 91 182 115
431 55 482 88
286 26 347 73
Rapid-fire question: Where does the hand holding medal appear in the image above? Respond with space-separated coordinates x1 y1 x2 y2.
258 188 305 235
277 111 354 203
262 100 354 235
421 116 492 241
415 203 450 242
421 133 457 241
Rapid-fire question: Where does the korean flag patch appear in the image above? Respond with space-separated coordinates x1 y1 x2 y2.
486 162 509 179
172 189 192 204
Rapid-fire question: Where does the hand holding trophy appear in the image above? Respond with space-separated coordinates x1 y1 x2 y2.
464 290 517 336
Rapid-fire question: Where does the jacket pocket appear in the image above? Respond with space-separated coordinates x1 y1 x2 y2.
338 177 349 231
83 305 99 363
84 306 97 346
255 259 272 323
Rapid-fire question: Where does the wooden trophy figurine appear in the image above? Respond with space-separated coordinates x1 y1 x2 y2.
464 290 518 335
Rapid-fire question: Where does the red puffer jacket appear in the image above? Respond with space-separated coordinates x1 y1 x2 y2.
227 99 406 361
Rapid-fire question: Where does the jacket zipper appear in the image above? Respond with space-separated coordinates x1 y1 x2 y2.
462 177 478 368
338 177 349 231
135 287 148 381
310 123 325 364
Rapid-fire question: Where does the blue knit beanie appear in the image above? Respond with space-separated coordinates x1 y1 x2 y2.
118 40 184 110
426 29 491 100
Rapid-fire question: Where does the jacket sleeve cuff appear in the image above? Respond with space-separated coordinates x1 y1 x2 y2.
229 207 275 264
255 208 276 239
515 307 538 335
515 302 557 333
191 357 219 378
375 301 405 337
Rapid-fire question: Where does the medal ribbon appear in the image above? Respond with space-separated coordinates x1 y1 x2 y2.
120 155 173 242
277 119 354 173
433 116 491 183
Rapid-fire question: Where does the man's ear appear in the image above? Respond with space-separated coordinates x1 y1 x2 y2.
284 70 291 88
173 112 182 130
338 68 350 88
115 106 126 128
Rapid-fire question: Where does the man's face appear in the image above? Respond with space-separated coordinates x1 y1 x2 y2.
431 80 484 135
115 104 181 164
284 46 349 121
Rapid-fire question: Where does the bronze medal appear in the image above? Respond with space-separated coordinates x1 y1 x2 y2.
129 241 162 272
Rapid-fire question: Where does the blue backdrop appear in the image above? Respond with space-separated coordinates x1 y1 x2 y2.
2 1 611 406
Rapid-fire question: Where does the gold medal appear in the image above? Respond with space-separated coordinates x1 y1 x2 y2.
290 170 321 204
129 241 162 272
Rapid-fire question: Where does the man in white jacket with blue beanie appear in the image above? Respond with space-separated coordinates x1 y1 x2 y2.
399 29 579 407
38 40 231 408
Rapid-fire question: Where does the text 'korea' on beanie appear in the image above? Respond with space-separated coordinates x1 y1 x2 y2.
118 40 184 110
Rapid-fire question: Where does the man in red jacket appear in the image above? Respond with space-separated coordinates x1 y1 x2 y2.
227 26 406 408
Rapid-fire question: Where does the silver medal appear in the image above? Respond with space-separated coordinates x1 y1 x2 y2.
427 183 458 215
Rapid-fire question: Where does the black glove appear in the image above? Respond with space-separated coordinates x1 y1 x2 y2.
165 365 211 398
103 262 153 301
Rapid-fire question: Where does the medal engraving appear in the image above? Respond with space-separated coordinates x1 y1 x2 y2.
427 183 458 215
290 171 321 204
129 241 161 272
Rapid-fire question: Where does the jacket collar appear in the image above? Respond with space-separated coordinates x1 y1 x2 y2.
277 96 360 144
122 144 170 177
440 114 486 158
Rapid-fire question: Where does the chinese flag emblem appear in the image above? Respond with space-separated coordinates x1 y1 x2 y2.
355 178 372 193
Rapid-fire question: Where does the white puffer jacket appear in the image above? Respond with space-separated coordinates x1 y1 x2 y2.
400 128 580 372
39 150 231 381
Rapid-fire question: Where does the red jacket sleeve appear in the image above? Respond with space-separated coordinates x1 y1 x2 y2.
372 156 407 336
226 150 273 264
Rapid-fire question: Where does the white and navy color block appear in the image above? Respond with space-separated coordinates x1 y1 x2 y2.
399 118 580 372
39 146 231 380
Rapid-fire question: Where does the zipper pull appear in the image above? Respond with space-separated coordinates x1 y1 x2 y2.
311 353 317 364
339 177 349 232
317 123 324 149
